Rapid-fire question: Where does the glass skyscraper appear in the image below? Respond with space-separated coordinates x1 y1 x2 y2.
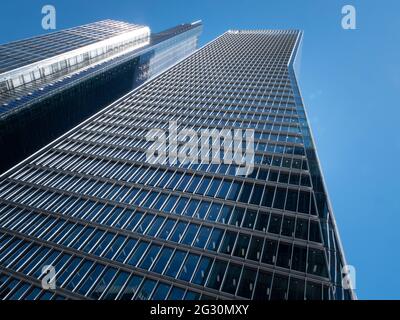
0 20 202 174
0 29 354 300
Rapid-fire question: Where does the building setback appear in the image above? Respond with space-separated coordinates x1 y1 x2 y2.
0 20 202 174
0 29 354 300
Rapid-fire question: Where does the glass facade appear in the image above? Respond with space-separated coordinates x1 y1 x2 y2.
0 29 353 300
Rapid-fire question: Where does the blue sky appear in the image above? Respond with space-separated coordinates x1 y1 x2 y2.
1 0 399 299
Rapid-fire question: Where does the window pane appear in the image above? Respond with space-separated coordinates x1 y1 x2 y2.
192 256 213 285
178 254 200 282
253 271 272 300
288 277 305 300
206 260 227 290
152 247 174 274
237 267 257 299
164 250 187 278
270 274 288 300
135 279 156 300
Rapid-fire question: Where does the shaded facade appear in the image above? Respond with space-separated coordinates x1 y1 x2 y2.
0 29 353 300
0 20 202 174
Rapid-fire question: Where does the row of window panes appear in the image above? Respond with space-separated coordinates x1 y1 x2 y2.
0 200 327 278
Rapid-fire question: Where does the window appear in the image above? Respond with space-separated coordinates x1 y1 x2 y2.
152 247 174 274
162 195 178 213
268 214 282 234
233 234 250 258
309 221 322 242
186 175 201 193
276 242 292 268
146 216 165 237
166 172 183 190
195 201 210 219
306 281 322 300
247 236 263 262
181 224 200 245
139 244 161 270
217 205 232 224
298 191 310 214
170 221 187 242
192 256 213 285
164 250 187 278
290 173 300 186
255 212 269 232
205 178 222 197
119 275 143 300
127 241 149 267
115 238 137 263
295 218 309 240
196 177 211 195
249 184 263 205
216 180 231 199
261 186 275 207
153 194 168 210
103 271 130 300
178 253 200 282
193 226 211 249
151 283 171 300
273 187 287 209
168 286 185 300
237 267 256 299
278 172 289 184
182 199 199 217
103 235 126 260
226 181 242 201
253 271 272 300
176 174 192 192
292 246 307 272
307 249 328 277
285 189 298 212
288 277 305 300
262 239 278 265
76 264 105 296
207 203 222 221
206 260 228 290
238 183 252 203
281 216 295 237
88 267 117 299
270 274 288 300
229 207 245 227
158 219 176 240
64 260 93 292
206 228 224 251
242 209 257 229
92 233 114 256
219 231 237 255
135 279 156 300
135 214 155 234
173 198 189 215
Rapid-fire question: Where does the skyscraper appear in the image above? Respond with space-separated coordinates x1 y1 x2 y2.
0 29 354 300
0 20 202 174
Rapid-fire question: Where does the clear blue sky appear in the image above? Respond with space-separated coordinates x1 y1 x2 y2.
1 0 399 299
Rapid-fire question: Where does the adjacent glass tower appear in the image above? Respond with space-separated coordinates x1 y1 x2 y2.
0 29 354 300
0 20 202 174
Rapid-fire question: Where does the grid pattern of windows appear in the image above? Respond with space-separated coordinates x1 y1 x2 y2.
0 29 353 300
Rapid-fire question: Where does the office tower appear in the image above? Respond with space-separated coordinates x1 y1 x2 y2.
0 29 354 300
0 20 202 174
